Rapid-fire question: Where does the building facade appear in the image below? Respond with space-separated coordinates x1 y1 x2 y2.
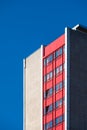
23 24 87 130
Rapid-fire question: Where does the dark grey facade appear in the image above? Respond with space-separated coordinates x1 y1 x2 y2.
67 25 87 130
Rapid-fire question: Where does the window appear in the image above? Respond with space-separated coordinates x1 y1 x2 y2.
44 89 49 98
44 54 53 66
59 47 62 55
48 104 53 112
59 65 62 72
59 99 62 106
44 88 53 98
55 100 59 108
44 71 53 83
45 106 49 114
56 67 59 75
55 118 59 125
59 116 62 123
55 47 63 58
46 54 53 65
47 73 50 81
60 82 62 90
55 64 63 76
46 121 53 129
55 84 59 92
45 104 53 114
55 50 59 58
55 115 63 126
49 88 53 96
49 71 53 79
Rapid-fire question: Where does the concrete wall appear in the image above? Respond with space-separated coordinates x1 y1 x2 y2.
67 28 87 130
24 48 42 130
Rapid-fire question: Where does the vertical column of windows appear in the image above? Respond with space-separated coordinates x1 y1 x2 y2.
43 45 65 130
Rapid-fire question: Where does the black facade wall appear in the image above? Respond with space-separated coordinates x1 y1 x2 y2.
68 28 87 130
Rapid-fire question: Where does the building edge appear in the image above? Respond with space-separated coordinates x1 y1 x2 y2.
23 59 26 130
41 45 44 130
65 27 70 130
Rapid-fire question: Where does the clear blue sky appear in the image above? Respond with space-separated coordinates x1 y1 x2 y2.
0 0 87 130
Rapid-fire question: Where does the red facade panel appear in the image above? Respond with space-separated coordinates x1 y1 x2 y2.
44 34 65 57
43 34 65 130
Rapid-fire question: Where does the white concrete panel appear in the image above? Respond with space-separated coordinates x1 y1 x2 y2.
24 48 42 130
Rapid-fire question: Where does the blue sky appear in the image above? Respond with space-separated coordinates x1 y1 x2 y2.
0 0 87 130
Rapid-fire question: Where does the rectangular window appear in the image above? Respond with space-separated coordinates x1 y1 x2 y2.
55 50 59 58
47 73 50 81
59 47 62 55
55 100 59 108
49 88 53 95
47 54 53 65
44 88 53 98
60 82 62 89
55 84 59 92
59 116 62 123
56 67 59 75
59 65 62 72
46 121 53 129
45 89 50 98
59 99 62 106
49 71 53 79
55 118 59 125
45 104 53 114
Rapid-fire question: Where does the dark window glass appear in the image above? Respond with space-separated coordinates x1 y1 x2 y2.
46 89 50 97
59 99 62 106
55 100 59 108
45 106 49 114
55 118 59 125
47 54 53 64
59 116 62 123
56 67 59 75
44 88 53 98
47 74 49 81
45 104 53 114
49 71 53 79
49 88 53 95
59 47 62 55
55 50 59 58
48 104 53 112
46 121 53 129
60 82 62 89
46 71 53 82
55 84 59 92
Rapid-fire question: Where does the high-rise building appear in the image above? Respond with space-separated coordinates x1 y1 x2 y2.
23 24 87 130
